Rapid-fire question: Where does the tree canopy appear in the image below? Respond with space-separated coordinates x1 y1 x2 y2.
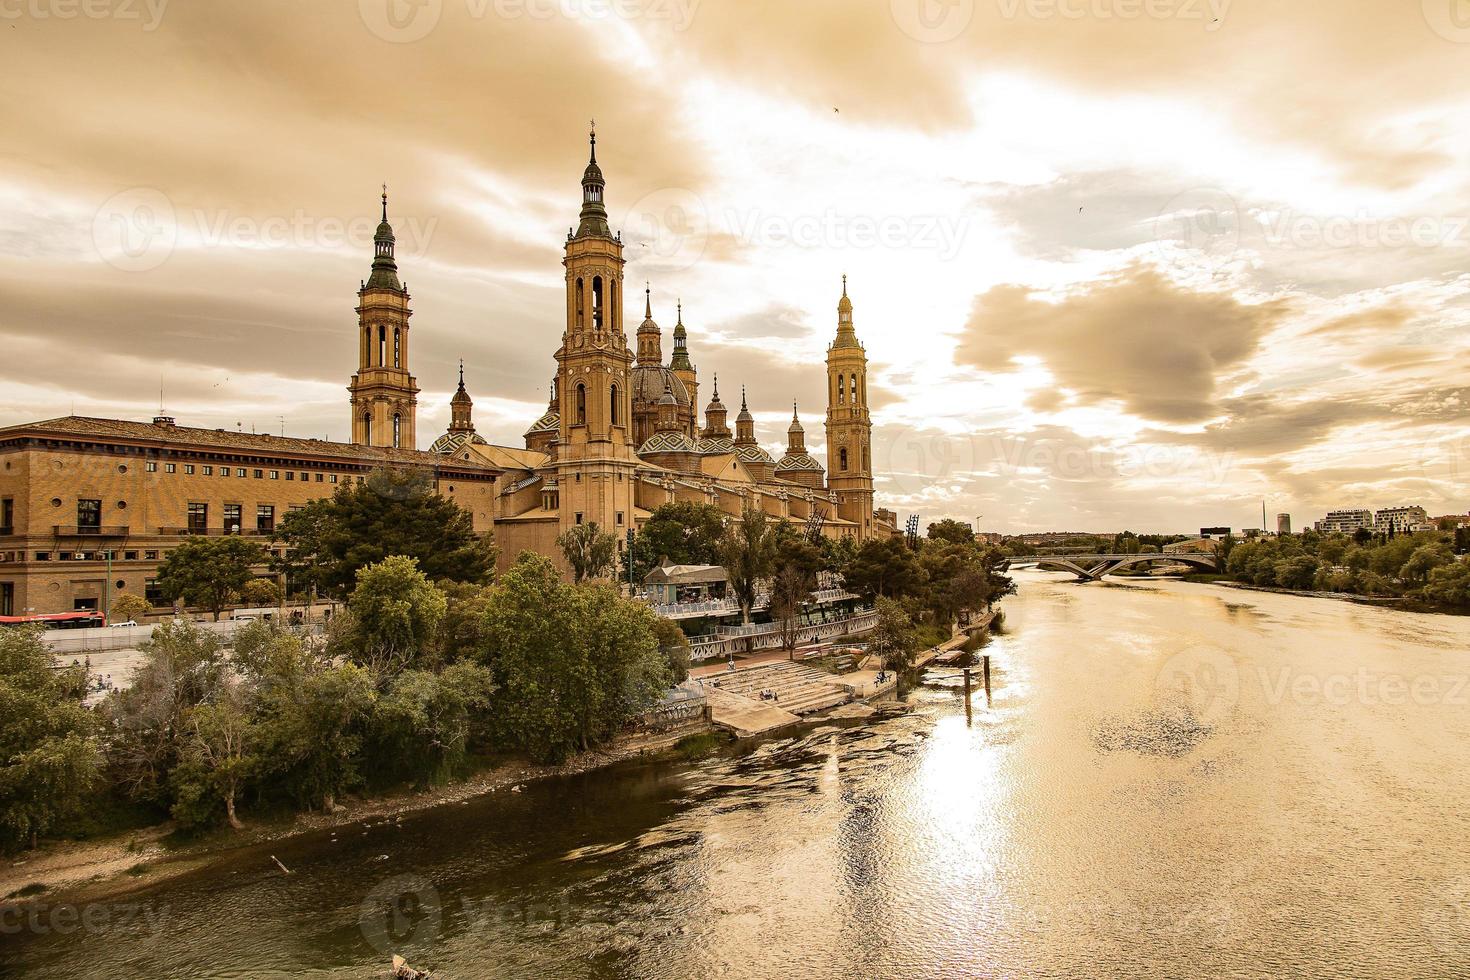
156 536 267 620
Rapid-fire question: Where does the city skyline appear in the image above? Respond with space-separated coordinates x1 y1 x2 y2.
5 3 1470 533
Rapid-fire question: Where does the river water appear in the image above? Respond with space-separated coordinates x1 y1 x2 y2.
6 572 1470 978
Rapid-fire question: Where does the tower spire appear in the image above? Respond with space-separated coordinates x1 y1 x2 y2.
645 282 651 319
382 183 388 222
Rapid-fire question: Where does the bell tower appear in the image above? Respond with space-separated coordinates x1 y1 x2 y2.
349 188 419 448
554 124 637 548
825 275 874 539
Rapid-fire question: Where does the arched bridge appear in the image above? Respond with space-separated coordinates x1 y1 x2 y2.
999 553 1219 582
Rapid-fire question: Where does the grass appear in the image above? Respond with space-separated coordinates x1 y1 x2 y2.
670 731 727 760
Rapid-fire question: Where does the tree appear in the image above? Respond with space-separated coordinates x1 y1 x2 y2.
172 680 260 830
625 501 727 581
371 663 496 788
156 536 267 620
255 661 377 812
239 577 283 608
719 506 778 624
1422 560 1470 607
0 627 99 850
843 536 923 601
927 519 974 546
652 617 691 684
101 619 228 806
1401 542 1454 586
110 592 150 623
769 557 819 655
344 556 447 676
867 597 919 673
273 468 496 597
557 521 618 583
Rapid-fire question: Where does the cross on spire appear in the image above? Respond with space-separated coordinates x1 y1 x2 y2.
382 184 388 222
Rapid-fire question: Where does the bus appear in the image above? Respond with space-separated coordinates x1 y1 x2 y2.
0 611 108 630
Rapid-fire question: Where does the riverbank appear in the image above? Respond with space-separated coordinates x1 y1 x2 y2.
1186 576 1466 615
0 723 714 908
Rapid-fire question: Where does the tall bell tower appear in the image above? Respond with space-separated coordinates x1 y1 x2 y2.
554 125 638 546
825 275 874 539
349 189 419 448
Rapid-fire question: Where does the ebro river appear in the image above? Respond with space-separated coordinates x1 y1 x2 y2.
6 571 1470 978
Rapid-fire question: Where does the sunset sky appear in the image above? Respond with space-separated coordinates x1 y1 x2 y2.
5 0 1470 533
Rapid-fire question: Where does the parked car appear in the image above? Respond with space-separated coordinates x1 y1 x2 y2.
108 620 138 628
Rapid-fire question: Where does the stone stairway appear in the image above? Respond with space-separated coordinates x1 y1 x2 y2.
706 661 852 716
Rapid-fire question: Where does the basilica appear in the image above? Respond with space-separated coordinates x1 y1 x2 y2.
349 128 898 568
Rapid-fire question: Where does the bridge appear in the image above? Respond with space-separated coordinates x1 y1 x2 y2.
999 553 1218 582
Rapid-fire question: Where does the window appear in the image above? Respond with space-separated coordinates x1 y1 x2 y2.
223 504 242 535
576 384 586 425
144 550 158 560
0 497 12 535
203 465 213 476
616 511 624 526
183 464 195 475
364 414 372 444
164 463 176 474
839 448 849 471
378 325 386 366
34 551 50 562
145 579 162 604
610 384 619 425
187 502 208 534
393 413 401 448
236 468 246 478
315 473 324 483
592 276 603 330
145 461 157 473
851 374 860 405
269 470 279 480
77 498 101 532
124 551 138 561
393 328 401 368
286 471 294 481
576 278 584 328
330 474 339 484
837 375 846 404
300 472 310 482
256 505 274 534
253 469 263 479
0 582 11 617
575 512 584 525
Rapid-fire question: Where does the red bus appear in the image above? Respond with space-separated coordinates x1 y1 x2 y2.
0 611 107 630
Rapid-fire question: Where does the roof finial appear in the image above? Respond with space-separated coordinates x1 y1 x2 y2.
676 298 682 324
741 385 748 411
382 184 388 222
792 400 799 420
713 372 719 397
841 273 847 296
458 358 464 387
589 118 597 163
645 282 651 318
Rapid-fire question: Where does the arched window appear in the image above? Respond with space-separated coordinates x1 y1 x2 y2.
576 278 584 328
851 374 859 405
576 384 587 425
363 326 371 364
378 325 386 366
394 328 401 368
608 280 618 332
610 383 620 425
837 374 846 404
592 276 604 330
863 445 869 470
392 413 401 448
363 413 372 444
840 447 849 471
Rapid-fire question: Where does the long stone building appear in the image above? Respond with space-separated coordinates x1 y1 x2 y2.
0 128 894 618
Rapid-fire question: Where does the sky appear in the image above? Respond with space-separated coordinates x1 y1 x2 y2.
4 0 1470 534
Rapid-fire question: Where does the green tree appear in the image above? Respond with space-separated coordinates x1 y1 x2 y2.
239 577 284 608
171 680 260 830
1422 560 1470 607
557 521 618 583
844 536 924 601
0 627 99 851
652 617 691 684
371 662 496 788
110 592 150 623
769 537 823 654
1401 542 1455 586
273 468 496 597
625 501 727 581
156 536 267 620
867 597 919 673
926 519 974 546
255 661 377 812
437 581 496 663
343 555 447 676
1273 556 1319 590
719 506 777 624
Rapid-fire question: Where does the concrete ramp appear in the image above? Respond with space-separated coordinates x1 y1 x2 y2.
704 687 802 737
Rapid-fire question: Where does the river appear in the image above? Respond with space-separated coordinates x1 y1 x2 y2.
5 572 1470 978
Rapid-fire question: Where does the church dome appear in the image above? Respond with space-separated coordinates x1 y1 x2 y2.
429 430 488 455
736 442 775 465
525 409 560 435
775 450 823 473
630 365 690 407
697 435 735 455
639 430 699 455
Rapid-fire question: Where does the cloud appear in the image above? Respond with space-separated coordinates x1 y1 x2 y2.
955 264 1289 424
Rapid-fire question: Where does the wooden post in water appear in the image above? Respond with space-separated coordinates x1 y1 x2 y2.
982 654 992 706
